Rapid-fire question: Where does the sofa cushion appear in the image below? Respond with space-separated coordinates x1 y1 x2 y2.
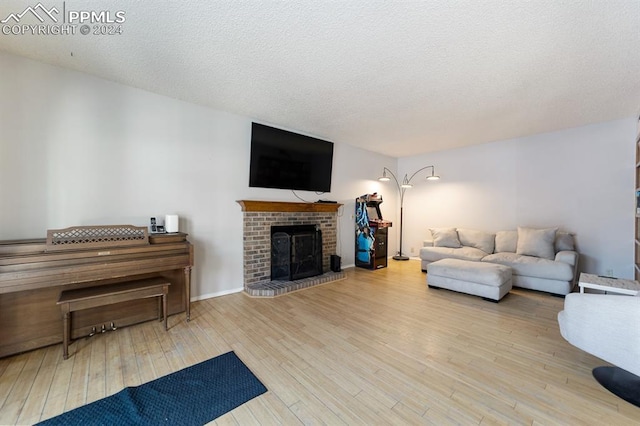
430 228 461 248
457 228 495 254
420 246 487 263
482 252 574 281
555 232 575 252
516 227 557 260
495 230 517 253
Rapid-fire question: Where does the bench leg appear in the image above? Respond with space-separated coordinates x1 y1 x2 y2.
162 292 168 331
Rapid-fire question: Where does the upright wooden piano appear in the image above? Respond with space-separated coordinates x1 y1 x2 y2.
0 225 194 358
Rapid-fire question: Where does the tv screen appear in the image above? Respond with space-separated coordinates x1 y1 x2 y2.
249 122 334 192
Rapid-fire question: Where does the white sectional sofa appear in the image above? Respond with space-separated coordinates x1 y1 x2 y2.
420 227 579 296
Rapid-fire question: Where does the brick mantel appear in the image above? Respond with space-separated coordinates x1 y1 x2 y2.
236 200 342 213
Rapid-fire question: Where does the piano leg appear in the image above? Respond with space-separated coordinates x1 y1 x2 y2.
184 266 192 321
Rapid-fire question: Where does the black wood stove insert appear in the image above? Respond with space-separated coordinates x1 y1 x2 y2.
271 225 323 281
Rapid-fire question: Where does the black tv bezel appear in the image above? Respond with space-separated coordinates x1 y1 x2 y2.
249 122 334 193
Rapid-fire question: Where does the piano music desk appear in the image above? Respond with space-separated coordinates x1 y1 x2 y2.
57 278 170 359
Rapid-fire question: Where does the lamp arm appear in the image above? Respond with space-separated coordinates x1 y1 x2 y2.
405 165 436 184
382 167 403 201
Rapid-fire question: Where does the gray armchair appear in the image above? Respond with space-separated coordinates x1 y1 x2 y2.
558 293 640 406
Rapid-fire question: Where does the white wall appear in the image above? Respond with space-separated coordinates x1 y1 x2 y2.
398 118 636 278
0 52 396 299
7 52 632 288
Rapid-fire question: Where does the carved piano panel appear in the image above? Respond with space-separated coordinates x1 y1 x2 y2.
0 228 193 358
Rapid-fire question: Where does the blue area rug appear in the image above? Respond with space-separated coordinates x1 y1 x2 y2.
38 351 267 426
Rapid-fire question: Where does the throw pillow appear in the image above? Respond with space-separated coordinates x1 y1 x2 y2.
430 228 461 248
495 230 518 253
457 228 495 254
516 227 558 260
555 231 575 252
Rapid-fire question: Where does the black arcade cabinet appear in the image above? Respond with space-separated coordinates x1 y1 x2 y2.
355 193 392 269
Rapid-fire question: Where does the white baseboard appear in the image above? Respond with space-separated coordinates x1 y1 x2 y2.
191 287 244 302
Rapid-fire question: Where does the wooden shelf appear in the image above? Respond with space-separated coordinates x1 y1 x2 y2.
236 200 342 213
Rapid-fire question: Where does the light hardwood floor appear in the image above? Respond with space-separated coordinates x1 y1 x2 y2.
1 260 638 425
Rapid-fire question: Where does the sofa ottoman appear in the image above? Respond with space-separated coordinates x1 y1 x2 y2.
427 258 512 302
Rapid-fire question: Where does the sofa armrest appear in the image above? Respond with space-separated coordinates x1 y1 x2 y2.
558 293 640 376
555 250 578 267
423 238 434 247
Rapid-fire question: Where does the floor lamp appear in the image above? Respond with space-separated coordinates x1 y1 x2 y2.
378 166 440 260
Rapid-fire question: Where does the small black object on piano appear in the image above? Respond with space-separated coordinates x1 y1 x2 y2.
317 200 338 203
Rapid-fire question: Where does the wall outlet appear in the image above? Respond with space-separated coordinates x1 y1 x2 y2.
410 247 415 254
605 269 614 277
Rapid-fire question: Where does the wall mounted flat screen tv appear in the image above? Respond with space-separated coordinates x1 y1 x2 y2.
249 122 334 192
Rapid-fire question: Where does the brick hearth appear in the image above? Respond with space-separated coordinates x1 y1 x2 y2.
237 200 346 297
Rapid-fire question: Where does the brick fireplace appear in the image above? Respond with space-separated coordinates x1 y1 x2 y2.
237 200 346 296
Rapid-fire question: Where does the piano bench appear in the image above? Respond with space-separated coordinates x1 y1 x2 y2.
57 277 170 360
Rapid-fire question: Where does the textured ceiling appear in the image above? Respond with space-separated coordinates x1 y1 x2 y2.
1 0 639 157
